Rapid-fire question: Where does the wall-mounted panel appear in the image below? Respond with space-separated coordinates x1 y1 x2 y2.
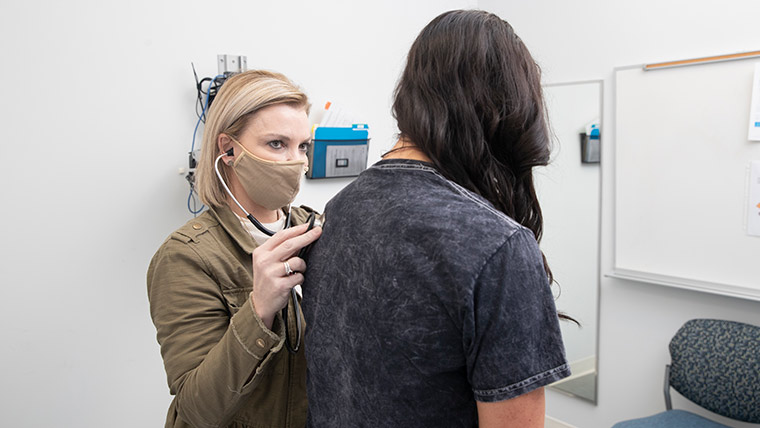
612 58 760 300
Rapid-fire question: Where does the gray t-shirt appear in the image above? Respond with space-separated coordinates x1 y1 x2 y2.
303 159 570 427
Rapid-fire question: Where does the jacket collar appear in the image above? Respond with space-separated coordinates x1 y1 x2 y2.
208 204 311 254
208 205 258 254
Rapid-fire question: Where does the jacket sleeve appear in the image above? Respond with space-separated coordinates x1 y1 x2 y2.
147 236 285 428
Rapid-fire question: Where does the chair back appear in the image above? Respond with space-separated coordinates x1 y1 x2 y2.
668 318 760 423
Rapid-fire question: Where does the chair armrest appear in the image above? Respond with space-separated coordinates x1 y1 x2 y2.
663 364 672 410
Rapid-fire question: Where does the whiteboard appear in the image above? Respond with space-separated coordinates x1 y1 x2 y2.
612 58 760 301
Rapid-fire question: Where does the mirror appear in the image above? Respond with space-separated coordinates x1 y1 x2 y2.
537 80 602 404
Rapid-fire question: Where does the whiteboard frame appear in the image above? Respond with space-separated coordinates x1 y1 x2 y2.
609 61 760 302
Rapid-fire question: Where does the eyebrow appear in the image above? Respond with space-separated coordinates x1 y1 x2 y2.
261 133 311 143
261 133 291 141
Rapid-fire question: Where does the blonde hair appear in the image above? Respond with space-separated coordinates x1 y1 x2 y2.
195 70 310 208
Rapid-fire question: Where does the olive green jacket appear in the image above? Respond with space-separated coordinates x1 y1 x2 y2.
148 205 315 428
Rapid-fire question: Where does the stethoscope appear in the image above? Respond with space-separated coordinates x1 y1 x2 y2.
215 148 309 354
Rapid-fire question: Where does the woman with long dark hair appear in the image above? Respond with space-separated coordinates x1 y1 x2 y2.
303 10 570 427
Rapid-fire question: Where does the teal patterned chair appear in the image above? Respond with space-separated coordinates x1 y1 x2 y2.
612 319 760 427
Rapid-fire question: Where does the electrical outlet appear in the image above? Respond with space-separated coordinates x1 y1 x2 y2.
217 54 247 75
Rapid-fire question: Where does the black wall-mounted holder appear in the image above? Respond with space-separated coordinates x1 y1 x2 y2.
580 132 600 164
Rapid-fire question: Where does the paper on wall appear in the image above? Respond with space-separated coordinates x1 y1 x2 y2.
749 63 760 141
748 160 760 237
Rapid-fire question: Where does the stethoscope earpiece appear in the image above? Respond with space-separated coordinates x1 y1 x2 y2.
214 151 289 237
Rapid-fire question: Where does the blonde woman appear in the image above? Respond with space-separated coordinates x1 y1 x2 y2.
148 70 321 428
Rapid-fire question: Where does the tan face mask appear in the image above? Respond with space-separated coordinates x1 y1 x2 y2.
229 137 307 211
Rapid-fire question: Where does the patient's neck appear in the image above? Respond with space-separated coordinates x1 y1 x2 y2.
382 139 432 163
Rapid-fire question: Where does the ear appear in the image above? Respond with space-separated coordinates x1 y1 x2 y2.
217 134 235 165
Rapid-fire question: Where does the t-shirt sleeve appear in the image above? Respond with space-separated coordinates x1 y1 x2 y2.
464 228 571 402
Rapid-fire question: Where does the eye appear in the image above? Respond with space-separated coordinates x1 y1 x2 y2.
298 140 312 152
268 140 284 150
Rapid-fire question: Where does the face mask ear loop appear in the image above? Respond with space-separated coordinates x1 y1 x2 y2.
215 152 277 236
215 153 249 217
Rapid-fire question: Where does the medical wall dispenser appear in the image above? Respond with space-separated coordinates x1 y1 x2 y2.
307 124 370 179
579 121 601 164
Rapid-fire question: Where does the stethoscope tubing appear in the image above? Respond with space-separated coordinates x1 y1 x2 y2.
214 152 304 354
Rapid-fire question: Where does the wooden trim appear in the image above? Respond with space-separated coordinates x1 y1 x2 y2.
643 50 760 71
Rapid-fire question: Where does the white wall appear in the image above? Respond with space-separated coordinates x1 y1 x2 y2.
0 1 473 426
479 1 760 427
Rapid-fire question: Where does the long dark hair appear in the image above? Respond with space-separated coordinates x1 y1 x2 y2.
393 10 571 320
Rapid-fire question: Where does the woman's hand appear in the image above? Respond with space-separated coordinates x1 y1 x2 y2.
250 223 322 329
